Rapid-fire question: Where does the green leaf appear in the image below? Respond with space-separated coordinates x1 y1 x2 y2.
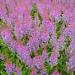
38 12 42 27
22 66 31 75
37 47 42 55
57 35 71 74
0 59 4 69
0 37 7 49
37 69 41 75
30 51 35 58
73 71 75 75
44 61 51 75
0 59 8 75
0 19 3 27
64 35 71 50
57 49 69 75
47 38 53 57
56 20 62 39
31 3 37 20
44 61 55 75
21 35 29 45
11 31 17 40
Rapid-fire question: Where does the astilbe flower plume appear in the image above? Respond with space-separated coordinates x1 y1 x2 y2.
0 0 75 75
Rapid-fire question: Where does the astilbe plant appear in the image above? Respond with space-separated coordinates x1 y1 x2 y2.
0 0 75 75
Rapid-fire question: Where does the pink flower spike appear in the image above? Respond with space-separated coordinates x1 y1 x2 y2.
1 27 12 44
33 55 44 69
67 54 75 71
31 66 37 75
51 70 61 75
15 66 22 75
41 49 48 61
5 60 15 75
49 50 59 66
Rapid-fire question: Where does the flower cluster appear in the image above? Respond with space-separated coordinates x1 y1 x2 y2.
0 0 75 75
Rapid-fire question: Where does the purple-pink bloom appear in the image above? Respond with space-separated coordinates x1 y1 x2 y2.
49 50 59 66
67 54 75 71
41 49 48 61
33 55 44 69
15 66 22 75
27 37 39 52
41 27 49 43
5 60 15 75
1 27 12 44
51 70 61 75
